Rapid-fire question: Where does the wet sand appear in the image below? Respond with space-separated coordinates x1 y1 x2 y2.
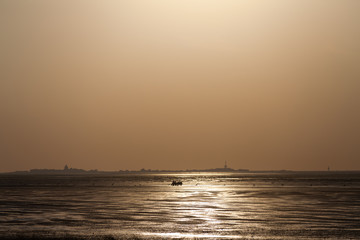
1 172 359 239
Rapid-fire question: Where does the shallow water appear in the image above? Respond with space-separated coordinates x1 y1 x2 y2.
0 172 360 239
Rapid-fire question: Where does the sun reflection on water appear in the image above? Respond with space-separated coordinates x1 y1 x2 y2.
142 232 245 239
165 180 241 237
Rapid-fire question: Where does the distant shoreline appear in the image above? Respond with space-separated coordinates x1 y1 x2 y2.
1 168 360 175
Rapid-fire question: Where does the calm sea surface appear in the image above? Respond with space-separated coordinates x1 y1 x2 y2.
0 172 359 239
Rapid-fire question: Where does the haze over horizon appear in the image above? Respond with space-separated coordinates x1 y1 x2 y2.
1 0 360 172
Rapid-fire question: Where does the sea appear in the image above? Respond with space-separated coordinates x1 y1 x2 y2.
0 172 359 239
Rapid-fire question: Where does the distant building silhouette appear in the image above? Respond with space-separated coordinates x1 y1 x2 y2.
224 161 228 169
64 165 69 171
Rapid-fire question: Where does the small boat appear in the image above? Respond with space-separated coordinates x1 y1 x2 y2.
171 180 182 186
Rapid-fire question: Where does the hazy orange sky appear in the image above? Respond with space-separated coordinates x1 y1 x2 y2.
1 0 360 172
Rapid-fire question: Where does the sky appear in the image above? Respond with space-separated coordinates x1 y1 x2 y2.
1 0 360 172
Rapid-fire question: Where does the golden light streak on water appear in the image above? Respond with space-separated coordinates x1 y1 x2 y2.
142 232 245 239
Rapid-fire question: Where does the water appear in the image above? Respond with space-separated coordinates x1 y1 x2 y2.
0 172 360 239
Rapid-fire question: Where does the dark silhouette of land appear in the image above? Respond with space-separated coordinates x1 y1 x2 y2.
2 162 250 175
2 163 359 175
